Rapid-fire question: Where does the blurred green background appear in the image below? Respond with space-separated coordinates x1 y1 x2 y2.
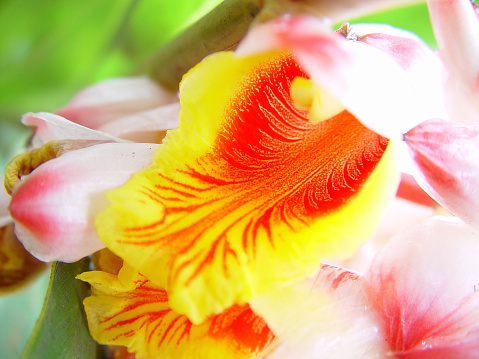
0 0 435 357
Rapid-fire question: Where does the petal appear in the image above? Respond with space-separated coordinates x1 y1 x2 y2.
22 112 126 148
97 51 399 324
359 30 448 124
251 265 387 359
405 119 479 231
427 0 479 126
9 143 157 262
95 102 180 142
78 265 274 359
364 216 479 357
56 77 178 129
427 0 479 89
238 16 438 139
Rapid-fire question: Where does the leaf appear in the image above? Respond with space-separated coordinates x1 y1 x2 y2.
21 259 103 359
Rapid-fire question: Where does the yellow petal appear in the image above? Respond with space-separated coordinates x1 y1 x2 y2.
78 265 274 359
96 51 399 324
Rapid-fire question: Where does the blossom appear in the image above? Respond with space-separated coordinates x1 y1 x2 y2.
93 48 399 326
5 2 478 358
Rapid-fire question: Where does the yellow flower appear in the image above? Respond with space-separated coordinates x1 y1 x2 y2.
94 50 399 325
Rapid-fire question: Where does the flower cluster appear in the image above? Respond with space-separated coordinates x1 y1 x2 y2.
2 0 479 358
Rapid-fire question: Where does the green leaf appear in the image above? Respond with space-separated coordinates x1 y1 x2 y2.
21 259 102 359
0 0 134 121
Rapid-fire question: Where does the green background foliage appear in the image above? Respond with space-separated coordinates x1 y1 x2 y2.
0 1 435 357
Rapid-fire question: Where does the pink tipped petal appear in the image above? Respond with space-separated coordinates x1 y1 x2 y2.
56 77 178 129
364 216 479 357
405 119 479 230
240 16 429 139
96 102 180 141
427 0 479 89
22 112 126 147
251 265 387 358
8 143 157 262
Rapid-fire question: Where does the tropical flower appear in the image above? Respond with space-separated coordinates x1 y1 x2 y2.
88 48 399 327
72 13 462 356
4 0 479 357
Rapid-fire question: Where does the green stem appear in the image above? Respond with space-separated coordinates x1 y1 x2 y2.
149 0 423 90
149 0 264 90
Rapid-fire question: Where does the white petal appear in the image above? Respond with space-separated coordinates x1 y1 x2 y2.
427 0 479 125
96 102 180 141
56 77 178 129
22 112 127 147
252 266 387 359
406 119 479 231
9 143 157 262
427 0 479 89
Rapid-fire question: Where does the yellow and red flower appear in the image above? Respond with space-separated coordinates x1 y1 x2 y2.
93 48 398 327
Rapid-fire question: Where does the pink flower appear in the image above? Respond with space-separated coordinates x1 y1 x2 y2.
252 216 479 358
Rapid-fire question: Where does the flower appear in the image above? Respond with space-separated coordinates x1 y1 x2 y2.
92 48 399 327
5 1 479 358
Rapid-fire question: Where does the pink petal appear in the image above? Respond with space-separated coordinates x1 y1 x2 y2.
238 16 442 139
364 216 479 358
359 29 447 124
22 112 126 148
96 102 180 142
427 0 479 89
56 77 178 129
8 143 157 262
251 265 387 358
405 119 479 231
427 0 479 125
